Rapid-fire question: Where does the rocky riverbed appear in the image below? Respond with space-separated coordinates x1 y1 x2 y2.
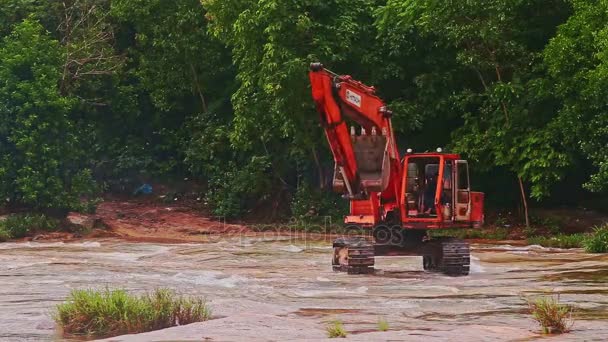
0 236 607 341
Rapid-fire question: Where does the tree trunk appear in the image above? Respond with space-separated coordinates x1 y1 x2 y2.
311 147 326 190
518 176 530 227
494 65 510 125
190 63 208 113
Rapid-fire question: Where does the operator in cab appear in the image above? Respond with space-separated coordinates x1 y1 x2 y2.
423 173 438 215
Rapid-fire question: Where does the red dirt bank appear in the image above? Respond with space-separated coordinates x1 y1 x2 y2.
95 200 250 243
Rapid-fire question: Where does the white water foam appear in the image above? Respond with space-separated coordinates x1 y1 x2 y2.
172 271 247 288
279 245 303 253
293 286 369 298
470 255 485 273
485 244 547 251
0 241 102 250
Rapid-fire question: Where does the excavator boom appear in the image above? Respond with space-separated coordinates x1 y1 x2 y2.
308 63 402 225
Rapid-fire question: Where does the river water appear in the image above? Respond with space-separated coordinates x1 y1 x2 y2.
0 236 607 341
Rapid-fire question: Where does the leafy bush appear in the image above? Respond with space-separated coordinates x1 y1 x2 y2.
527 295 573 334
527 234 586 249
0 19 98 211
0 214 59 239
205 156 272 219
584 224 608 253
377 317 389 331
522 225 539 238
485 227 510 240
0 227 10 242
530 215 563 235
55 288 210 338
185 111 263 220
326 320 347 338
291 182 347 224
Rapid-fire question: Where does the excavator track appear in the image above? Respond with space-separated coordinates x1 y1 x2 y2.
332 236 375 274
423 238 470 276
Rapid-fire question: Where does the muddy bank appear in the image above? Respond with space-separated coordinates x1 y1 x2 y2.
89 200 535 245
2 199 245 244
1 238 607 341
21 199 602 247
93 200 250 243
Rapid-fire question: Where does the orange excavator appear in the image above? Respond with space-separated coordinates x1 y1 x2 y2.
309 63 484 276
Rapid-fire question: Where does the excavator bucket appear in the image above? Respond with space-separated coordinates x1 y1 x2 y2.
333 131 391 194
354 133 391 192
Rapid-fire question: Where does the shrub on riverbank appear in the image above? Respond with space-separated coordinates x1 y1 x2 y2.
0 227 10 242
584 224 608 253
430 228 509 240
526 225 608 252
527 233 586 249
0 214 59 239
55 288 210 338
527 295 573 334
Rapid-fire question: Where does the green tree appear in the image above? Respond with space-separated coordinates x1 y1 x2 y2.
0 19 96 212
0 0 51 37
201 0 385 217
112 0 231 113
376 0 572 225
204 0 378 151
96 0 234 181
545 0 608 192
203 0 381 189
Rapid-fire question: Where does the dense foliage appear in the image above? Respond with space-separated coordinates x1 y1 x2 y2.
584 224 608 253
0 19 96 211
0 213 59 240
0 0 606 219
544 0 608 193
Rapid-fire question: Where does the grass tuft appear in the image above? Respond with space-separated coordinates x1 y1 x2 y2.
377 317 389 331
0 227 10 242
54 288 210 338
527 295 573 334
527 233 586 249
326 320 347 338
430 227 509 240
584 224 608 253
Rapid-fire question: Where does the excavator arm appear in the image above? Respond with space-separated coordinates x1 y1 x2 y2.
308 63 402 225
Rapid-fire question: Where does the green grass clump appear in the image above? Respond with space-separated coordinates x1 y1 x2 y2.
0 228 10 242
525 225 608 253
431 228 509 240
527 233 586 249
584 224 608 253
55 288 210 338
377 317 389 331
0 213 59 239
326 320 347 338
527 295 573 334
484 227 509 240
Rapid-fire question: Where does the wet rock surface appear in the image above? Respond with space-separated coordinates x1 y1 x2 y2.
0 237 607 341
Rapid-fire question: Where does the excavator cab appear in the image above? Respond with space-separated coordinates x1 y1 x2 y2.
404 157 438 217
401 152 484 228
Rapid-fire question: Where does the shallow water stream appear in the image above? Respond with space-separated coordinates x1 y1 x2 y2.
1 236 607 341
